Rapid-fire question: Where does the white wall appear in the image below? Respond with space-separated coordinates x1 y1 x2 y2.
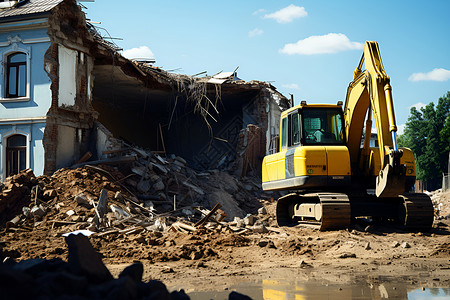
58 45 77 106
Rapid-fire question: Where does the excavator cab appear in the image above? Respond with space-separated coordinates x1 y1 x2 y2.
302 107 344 145
262 102 351 192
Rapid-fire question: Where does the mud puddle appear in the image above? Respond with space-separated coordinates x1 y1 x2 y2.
185 278 450 299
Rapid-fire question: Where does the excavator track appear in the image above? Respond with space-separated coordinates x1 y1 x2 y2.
276 193 351 231
276 192 433 232
318 193 352 230
398 193 434 232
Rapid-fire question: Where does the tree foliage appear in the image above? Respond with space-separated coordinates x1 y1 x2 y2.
398 91 450 189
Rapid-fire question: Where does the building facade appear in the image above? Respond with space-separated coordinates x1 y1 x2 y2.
0 1 54 180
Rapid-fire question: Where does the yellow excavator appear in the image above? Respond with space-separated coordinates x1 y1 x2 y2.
262 41 434 231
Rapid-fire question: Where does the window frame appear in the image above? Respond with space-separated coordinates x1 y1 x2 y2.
6 134 27 176
1 44 31 102
291 112 301 146
6 52 27 98
301 107 346 146
281 117 287 149
1 130 30 180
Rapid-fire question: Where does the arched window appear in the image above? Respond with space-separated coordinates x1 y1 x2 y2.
6 134 26 176
6 52 26 98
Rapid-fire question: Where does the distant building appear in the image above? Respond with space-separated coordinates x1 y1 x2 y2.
361 132 378 148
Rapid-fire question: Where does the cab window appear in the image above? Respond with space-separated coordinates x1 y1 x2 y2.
302 108 344 145
291 113 300 145
281 117 287 148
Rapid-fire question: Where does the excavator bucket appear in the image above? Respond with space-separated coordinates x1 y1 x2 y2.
375 164 407 198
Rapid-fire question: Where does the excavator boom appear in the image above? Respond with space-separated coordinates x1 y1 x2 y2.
345 41 408 197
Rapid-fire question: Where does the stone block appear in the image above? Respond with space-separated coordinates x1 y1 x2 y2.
258 207 267 215
65 233 113 283
31 205 46 218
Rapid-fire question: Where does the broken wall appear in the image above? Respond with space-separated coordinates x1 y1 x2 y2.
91 64 290 176
43 0 98 174
234 86 289 176
165 86 263 170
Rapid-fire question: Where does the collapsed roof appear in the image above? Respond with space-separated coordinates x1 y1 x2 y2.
0 0 291 174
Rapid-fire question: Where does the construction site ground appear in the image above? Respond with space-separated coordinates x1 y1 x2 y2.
1 161 450 297
3 196 450 295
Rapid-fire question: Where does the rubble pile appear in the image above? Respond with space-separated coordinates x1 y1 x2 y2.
0 233 251 299
116 149 267 218
0 169 38 226
429 189 450 219
0 149 280 263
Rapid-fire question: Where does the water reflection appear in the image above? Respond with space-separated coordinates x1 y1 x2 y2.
261 279 408 299
188 279 450 300
409 287 450 300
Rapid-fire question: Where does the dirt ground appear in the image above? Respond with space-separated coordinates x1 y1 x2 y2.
1 166 449 297
2 196 450 296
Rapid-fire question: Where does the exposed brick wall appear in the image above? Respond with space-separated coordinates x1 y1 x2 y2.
43 121 58 175
42 0 99 174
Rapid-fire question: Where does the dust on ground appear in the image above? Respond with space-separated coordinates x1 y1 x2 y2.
1 164 450 293
2 198 450 293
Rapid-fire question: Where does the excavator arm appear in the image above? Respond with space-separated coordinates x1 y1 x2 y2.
344 41 406 197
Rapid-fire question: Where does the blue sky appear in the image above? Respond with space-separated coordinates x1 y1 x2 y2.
81 0 450 133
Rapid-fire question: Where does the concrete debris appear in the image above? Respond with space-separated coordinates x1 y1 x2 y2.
339 253 357 259
31 204 46 218
392 241 400 248
401 242 411 249
251 224 269 233
0 147 281 261
0 233 198 299
66 233 113 283
75 193 92 207
258 207 267 215
243 214 255 226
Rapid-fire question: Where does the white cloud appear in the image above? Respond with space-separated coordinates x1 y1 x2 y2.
282 83 300 90
397 124 405 135
122 46 154 60
264 4 307 23
408 68 450 82
252 8 266 15
280 33 363 55
409 102 427 111
248 28 263 37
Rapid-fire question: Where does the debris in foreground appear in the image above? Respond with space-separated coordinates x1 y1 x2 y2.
0 233 252 299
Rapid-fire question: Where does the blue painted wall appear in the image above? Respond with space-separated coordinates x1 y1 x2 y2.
0 24 51 179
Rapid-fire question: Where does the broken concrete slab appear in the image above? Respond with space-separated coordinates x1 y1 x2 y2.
75 193 92 208
137 179 152 194
251 224 268 233
258 207 267 215
31 205 46 218
243 214 255 226
152 180 165 192
95 189 108 221
65 233 113 283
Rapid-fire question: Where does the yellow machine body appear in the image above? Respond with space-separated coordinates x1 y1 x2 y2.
261 41 432 231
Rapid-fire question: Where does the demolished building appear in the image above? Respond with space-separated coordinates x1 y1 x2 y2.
0 0 290 181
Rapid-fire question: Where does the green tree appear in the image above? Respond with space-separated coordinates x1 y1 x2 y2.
398 91 450 190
